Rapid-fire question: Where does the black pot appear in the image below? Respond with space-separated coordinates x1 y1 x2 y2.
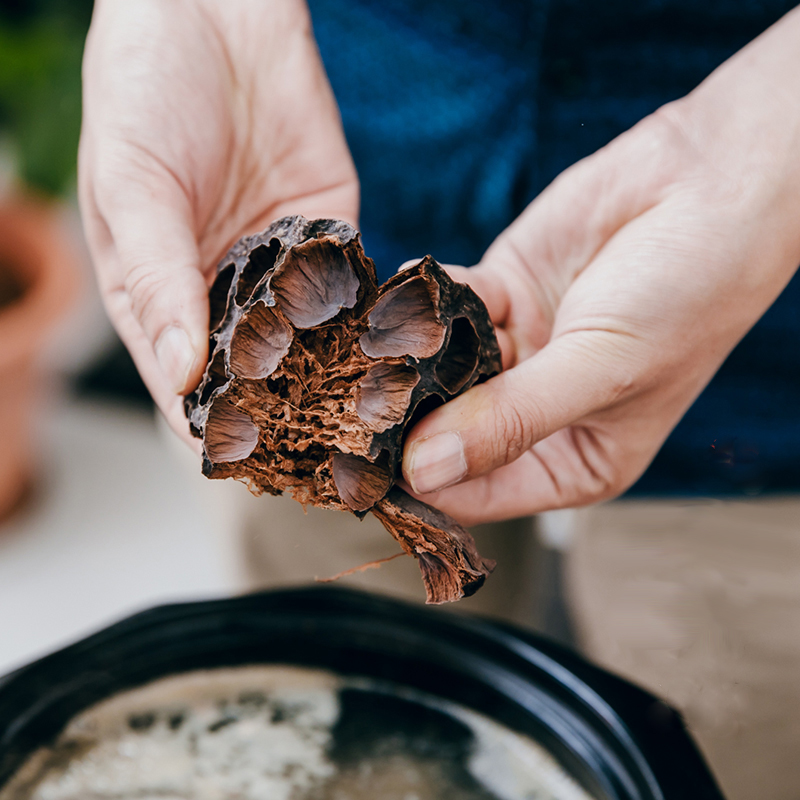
0 587 723 799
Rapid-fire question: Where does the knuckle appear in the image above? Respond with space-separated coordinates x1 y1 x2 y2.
604 368 639 405
594 468 625 502
646 103 744 205
495 404 526 463
493 393 540 465
124 262 171 327
636 104 685 152
594 465 639 505
569 427 622 502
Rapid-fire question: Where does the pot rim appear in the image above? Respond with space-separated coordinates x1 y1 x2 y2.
0 195 79 371
0 587 725 800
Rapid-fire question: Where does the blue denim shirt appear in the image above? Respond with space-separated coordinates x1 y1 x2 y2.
308 0 800 496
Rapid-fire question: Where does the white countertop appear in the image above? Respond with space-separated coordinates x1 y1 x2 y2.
0 397 247 677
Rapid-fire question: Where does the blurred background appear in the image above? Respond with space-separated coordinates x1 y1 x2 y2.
0 0 576 677
0 0 256 676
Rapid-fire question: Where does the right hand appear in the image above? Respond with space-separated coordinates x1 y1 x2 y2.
79 0 358 446
402 6 800 524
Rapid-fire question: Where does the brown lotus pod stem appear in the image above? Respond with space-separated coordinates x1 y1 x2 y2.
185 216 502 603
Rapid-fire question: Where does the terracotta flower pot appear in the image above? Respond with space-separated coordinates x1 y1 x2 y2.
0 196 78 522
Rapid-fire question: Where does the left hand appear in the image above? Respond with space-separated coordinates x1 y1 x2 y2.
401 6 800 525
79 0 358 444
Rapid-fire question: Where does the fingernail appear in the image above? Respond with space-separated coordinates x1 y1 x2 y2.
155 326 197 394
407 431 467 494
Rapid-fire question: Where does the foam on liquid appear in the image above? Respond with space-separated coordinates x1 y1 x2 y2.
0 666 594 800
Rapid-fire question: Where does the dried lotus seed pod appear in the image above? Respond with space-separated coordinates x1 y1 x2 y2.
185 216 501 604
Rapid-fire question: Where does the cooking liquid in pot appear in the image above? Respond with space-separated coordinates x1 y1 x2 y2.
0 666 593 800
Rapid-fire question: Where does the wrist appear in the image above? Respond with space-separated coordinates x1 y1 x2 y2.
652 20 800 287
666 8 800 218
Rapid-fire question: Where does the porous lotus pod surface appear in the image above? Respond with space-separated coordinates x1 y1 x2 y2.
185 216 502 604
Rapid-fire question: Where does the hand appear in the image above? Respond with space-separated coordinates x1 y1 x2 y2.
402 8 800 525
79 0 358 445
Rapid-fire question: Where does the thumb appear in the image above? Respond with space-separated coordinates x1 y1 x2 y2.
101 183 210 395
402 331 636 494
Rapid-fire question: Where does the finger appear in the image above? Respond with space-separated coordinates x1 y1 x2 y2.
402 328 640 495
79 160 198 445
406 426 631 525
103 283 202 453
95 174 210 396
405 446 573 525
408 455 563 526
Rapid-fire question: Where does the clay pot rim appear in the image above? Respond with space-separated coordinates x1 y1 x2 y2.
0 195 79 371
